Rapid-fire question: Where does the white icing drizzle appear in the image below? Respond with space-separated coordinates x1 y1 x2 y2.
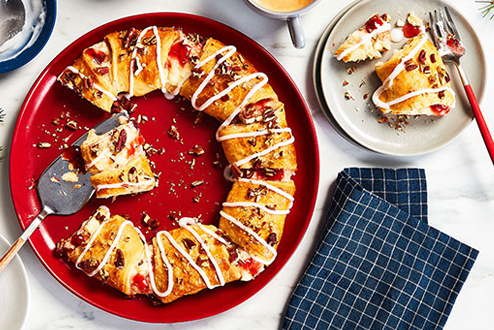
74 208 111 276
217 128 292 142
219 210 277 265
153 26 166 93
76 219 131 277
213 72 269 141
153 231 175 297
159 230 216 289
180 222 225 287
96 179 156 191
336 22 391 61
238 178 294 205
131 226 173 298
62 66 118 101
85 149 110 171
197 223 228 245
129 26 156 97
380 35 428 90
374 86 456 109
164 73 191 100
190 46 237 111
232 135 295 168
372 34 456 111
222 202 290 215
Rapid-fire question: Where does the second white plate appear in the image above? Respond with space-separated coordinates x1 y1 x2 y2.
319 0 486 156
0 234 29 330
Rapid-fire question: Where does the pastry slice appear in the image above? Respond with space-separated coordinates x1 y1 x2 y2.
218 98 296 178
220 123 296 173
335 14 392 62
372 34 455 116
151 220 250 304
219 180 295 266
59 27 204 113
80 117 157 198
56 206 152 296
179 37 278 122
104 27 179 98
58 40 118 112
162 31 204 99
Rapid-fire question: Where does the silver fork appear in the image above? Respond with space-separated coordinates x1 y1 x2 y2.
429 7 494 165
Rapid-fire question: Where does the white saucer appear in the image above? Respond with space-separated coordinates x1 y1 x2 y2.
0 234 29 330
317 0 486 156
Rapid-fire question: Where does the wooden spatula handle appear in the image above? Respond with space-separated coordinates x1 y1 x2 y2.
0 237 26 273
0 206 52 274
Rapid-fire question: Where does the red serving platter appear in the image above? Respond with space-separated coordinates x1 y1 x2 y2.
10 13 319 323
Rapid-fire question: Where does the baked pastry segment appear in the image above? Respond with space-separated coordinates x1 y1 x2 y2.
180 38 278 122
335 14 392 63
219 99 297 173
90 154 156 199
58 40 117 112
372 34 455 116
56 206 151 296
151 223 242 304
80 119 157 198
58 27 203 113
57 207 267 303
219 179 295 265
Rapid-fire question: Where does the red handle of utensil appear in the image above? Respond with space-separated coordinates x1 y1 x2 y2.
464 84 494 165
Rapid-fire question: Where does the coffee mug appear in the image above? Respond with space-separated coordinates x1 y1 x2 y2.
243 0 321 49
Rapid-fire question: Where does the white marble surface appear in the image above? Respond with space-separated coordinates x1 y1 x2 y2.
0 0 493 329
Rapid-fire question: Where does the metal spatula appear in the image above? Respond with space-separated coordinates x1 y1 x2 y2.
0 111 129 274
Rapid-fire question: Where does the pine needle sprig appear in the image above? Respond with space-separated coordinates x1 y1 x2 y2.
477 1 494 19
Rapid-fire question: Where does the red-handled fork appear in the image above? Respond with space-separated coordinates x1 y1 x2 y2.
429 7 494 164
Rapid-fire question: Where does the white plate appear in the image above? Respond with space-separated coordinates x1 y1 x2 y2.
319 0 486 156
0 234 29 330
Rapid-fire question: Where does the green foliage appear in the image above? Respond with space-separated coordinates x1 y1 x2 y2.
478 1 494 19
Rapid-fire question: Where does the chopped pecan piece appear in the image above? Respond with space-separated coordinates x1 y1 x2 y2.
128 166 138 183
94 66 109 75
114 129 127 154
266 232 278 246
115 249 125 269
123 28 139 49
418 49 427 64
168 125 180 140
182 238 196 250
188 145 204 156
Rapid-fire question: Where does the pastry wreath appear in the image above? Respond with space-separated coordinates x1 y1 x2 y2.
56 26 297 304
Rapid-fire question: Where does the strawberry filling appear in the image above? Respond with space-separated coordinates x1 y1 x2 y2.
430 104 450 116
132 273 150 293
169 41 191 66
402 23 421 38
365 15 384 33
86 48 107 65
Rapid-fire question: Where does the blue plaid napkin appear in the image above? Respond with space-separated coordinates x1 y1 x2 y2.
282 168 478 330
